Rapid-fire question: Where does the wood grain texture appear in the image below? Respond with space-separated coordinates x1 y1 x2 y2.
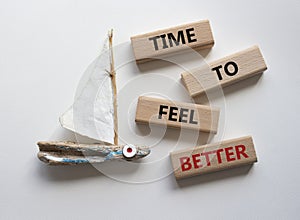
181 45 268 97
170 136 257 180
108 30 118 146
131 20 214 63
135 96 219 133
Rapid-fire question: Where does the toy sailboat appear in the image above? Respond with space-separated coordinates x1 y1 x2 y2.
37 30 150 165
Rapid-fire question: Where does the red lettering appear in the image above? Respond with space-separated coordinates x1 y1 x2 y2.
201 151 214 166
216 149 224 164
180 157 192 171
192 154 202 169
235 145 249 159
225 147 236 162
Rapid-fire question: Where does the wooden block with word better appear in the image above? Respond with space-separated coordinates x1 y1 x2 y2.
135 96 219 133
170 136 257 180
131 20 214 63
181 46 267 97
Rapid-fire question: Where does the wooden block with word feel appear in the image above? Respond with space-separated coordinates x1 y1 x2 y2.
181 46 267 97
131 20 214 63
135 96 219 133
170 136 257 180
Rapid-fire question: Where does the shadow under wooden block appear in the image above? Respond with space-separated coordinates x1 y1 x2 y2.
135 122 214 148
136 48 212 73
175 164 254 188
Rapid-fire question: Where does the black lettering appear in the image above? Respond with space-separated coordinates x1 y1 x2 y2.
167 30 185 47
148 36 160 51
168 107 178 121
211 65 223 80
160 34 168 49
158 105 168 119
186 28 197 43
189 110 198 124
224 61 238 76
179 108 189 123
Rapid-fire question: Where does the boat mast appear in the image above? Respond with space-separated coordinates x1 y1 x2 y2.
108 30 118 145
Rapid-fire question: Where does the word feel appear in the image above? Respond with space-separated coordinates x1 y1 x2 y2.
158 105 198 124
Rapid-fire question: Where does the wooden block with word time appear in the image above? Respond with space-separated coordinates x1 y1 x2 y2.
135 96 219 133
181 46 268 97
170 136 257 180
131 20 214 63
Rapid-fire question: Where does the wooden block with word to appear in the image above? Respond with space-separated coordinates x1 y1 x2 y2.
131 20 214 63
170 136 257 180
135 96 219 133
181 46 267 97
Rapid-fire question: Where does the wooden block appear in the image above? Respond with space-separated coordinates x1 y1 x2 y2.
170 136 257 180
135 96 219 133
131 20 214 63
181 46 268 97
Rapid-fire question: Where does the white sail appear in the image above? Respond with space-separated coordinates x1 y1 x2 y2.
59 38 115 145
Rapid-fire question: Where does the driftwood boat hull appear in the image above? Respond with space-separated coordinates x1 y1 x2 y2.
37 141 150 165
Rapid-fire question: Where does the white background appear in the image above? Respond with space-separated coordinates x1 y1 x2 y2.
1 0 299 219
